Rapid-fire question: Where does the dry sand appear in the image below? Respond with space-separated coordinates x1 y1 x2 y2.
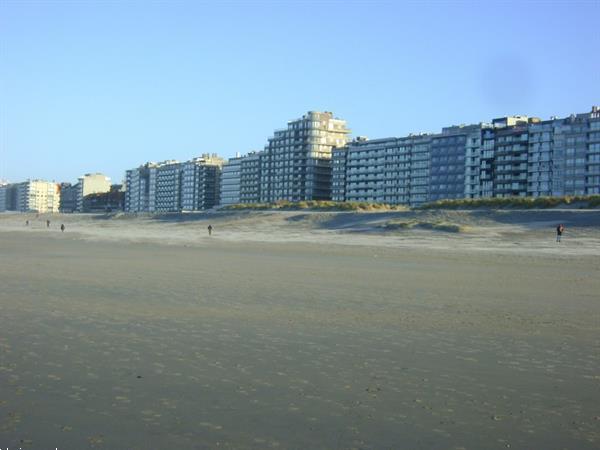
0 210 599 449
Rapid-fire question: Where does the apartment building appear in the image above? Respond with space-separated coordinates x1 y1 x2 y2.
125 154 223 213
333 133 432 207
123 106 599 211
219 155 242 206
125 163 153 213
559 108 600 195
59 182 78 213
76 173 111 212
333 107 600 205
331 143 349 202
527 108 600 197
180 154 224 211
149 160 182 212
239 151 263 204
0 186 5 212
260 111 350 202
82 185 124 213
0 183 11 212
527 120 555 197
584 107 600 194
429 124 491 201
2 180 61 213
492 119 531 198
218 150 264 205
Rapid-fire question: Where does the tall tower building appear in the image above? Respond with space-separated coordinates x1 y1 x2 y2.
260 111 350 202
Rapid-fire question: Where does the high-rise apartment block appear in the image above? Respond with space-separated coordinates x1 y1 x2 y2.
217 151 264 205
331 106 600 206
219 155 242 206
0 182 12 212
259 111 350 202
240 152 263 204
124 154 224 213
218 112 349 206
181 155 224 211
429 124 487 201
0 180 60 213
4 108 596 214
332 133 432 206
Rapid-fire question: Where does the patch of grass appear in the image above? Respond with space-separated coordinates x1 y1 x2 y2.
420 195 600 209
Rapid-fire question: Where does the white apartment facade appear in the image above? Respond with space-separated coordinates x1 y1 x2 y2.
76 173 111 212
10 180 61 213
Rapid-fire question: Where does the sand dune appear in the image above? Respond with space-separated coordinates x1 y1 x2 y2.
1 208 599 256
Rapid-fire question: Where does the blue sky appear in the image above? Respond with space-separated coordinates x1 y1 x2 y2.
1 0 599 184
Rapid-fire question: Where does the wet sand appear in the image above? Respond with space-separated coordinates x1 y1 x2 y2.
1 215 599 449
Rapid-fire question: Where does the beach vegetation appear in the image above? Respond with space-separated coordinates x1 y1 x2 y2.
419 195 600 210
223 201 408 212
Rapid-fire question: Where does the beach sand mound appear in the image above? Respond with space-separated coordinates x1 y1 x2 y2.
1 208 599 255
383 219 472 233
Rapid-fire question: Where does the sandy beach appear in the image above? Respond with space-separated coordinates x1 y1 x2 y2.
1 210 599 449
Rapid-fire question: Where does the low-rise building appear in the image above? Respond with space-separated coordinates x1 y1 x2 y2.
82 185 124 212
76 173 111 212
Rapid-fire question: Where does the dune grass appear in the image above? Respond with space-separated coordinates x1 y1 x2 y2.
223 200 408 212
420 195 600 210
223 195 600 212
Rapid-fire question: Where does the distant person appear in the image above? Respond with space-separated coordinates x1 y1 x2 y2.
46 219 50 228
208 224 213 236
60 224 65 232
25 220 29 226
556 223 565 243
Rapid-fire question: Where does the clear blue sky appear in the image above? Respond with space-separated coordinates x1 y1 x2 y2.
1 0 599 184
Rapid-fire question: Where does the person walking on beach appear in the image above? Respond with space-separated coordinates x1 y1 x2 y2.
207 224 213 236
556 223 565 243
60 224 65 232
25 220 29 226
46 219 50 228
